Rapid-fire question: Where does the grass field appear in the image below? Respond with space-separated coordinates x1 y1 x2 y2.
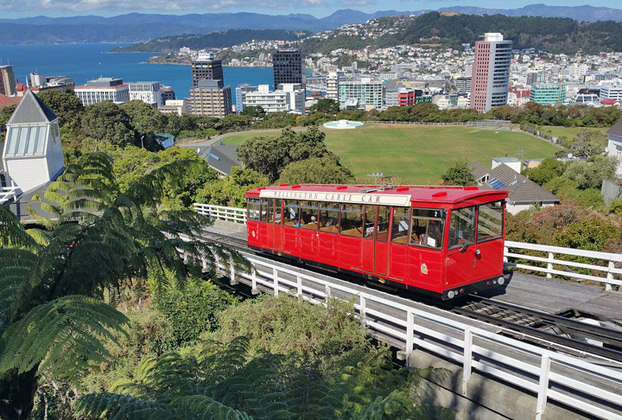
220 124 561 184
542 126 609 140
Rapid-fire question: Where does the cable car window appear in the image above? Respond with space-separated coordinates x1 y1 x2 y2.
247 198 260 221
391 207 410 244
477 201 503 242
284 200 300 226
448 206 476 249
319 202 340 233
260 198 270 222
363 206 376 239
341 204 364 237
376 206 390 242
300 201 319 230
410 208 445 249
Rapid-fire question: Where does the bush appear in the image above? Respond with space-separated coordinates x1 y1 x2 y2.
154 279 239 348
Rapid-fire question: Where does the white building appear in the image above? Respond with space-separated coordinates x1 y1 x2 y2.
242 84 306 114
606 121 622 178
338 78 383 110
159 99 189 116
129 81 161 108
1 90 65 196
599 83 622 102
74 77 130 106
326 72 340 101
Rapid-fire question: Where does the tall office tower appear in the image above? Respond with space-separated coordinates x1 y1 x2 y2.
470 33 512 113
191 52 224 88
189 79 232 118
0 65 17 96
273 50 304 90
326 72 340 101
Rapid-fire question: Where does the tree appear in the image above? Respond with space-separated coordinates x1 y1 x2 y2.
195 167 268 207
81 101 136 148
569 129 608 158
121 100 168 136
523 157 566 186
309 98 339 115
441 161 476 186
278 155 354 185
37 89 84 132
240 105 266 120
563 156 617 190
0 104 17 138
0 153 229 418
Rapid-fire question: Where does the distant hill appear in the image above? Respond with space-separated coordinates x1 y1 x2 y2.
0 10 405 45
439 4 622 22
112 30 310 53
299 12 622 55
1 5 622 45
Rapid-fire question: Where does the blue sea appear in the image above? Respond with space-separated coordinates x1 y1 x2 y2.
0 44 273 105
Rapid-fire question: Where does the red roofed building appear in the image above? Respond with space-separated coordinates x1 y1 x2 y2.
0 94 21 109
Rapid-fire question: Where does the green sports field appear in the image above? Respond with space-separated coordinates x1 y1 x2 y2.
221 124 561 184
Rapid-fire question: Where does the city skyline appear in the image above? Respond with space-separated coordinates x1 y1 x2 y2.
1 0 621 19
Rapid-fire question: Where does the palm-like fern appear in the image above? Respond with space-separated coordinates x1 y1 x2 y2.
0 152 226 419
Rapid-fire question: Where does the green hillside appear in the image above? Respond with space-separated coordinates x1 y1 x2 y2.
221 125 561 184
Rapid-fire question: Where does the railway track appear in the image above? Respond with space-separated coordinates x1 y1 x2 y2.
196 229 622 363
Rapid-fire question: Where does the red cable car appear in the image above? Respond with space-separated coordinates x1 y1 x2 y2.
245 184 509 300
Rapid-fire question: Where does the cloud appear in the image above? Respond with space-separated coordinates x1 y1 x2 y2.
0 0 329 13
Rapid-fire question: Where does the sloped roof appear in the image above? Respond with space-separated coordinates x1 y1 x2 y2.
470 162 559 204
7 89 57 125
607 121 622 138
0 94 21 108
197 142 242 176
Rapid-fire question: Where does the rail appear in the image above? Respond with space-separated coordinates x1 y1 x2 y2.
198 249 622 420
193 203 622 291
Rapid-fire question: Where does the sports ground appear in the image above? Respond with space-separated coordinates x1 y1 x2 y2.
220 124 561 184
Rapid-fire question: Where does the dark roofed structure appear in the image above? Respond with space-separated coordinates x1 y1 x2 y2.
607 121 622 138
7 89 57 124
196 141 242 176
469 161 559 214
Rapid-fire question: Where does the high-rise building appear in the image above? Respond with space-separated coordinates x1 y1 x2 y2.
241 84 306 115
470 33 512 113
338 78 383 110
191 52 224 89
0 65 17 97
455 77 471 93
326 72 340 101
273 50 304 90
529 83 566 105
189 80 232 118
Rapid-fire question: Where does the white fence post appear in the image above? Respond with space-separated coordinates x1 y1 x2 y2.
359 295 367 328
405 311 414 367
607 260 615 292
273 267 279 297
229 261 237 286
462 328 473 396
296 275 302 299
251 268 258 295
325 284 331 301
536 355 551 420
547 252 554 278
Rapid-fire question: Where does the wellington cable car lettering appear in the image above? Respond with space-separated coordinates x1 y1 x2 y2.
260 190 411 206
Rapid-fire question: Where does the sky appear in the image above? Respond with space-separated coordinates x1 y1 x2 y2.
0 0 621 19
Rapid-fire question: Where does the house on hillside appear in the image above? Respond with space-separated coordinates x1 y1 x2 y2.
606 121 622 178
469 160 559 215
195 141 241 176
1 89 65 205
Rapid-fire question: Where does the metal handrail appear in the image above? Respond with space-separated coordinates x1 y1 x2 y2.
193 203 622 291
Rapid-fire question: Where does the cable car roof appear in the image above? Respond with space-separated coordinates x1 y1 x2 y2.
247 184 508 206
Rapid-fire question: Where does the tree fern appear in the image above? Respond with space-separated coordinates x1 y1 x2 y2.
0 295 128 377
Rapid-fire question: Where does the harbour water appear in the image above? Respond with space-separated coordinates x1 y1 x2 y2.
0 44 273 105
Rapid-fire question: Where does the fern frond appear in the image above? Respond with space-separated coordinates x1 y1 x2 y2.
172 395 253 420
0 295 128 377
75 392 175 419
0 206 36 249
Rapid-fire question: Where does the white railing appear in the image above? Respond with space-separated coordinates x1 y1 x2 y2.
193 203 622 291
0 186 21 204
196 249 622 420
505 240 622 292
194 203 247 224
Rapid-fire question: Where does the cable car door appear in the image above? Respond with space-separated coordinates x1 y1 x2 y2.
374 206 390 277
445 206 479 288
